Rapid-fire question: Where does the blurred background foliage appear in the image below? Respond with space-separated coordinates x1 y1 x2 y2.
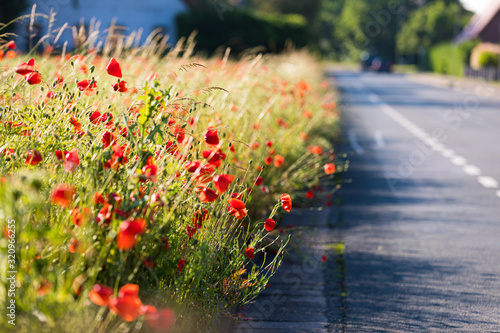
0 0 28 33
1 0 483 71
178 0 473 65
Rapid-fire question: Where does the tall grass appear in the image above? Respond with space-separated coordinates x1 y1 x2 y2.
0 8 342 333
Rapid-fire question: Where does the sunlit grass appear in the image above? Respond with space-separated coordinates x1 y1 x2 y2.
0 10 342 333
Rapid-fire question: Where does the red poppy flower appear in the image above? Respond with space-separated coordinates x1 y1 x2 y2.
76 79 97 91
15 58 35 75
73 275 85 296
89 283 114 307
112 80 128 92
79 63 89 74
144 307 176 331
265 140 273 148
165 141 178 155
254 176 263 186
198 187 218 202
172 126 185 143
244 246 255 259
280 193 292 212
301 110 312 118
185 160 201 173
93 191 106 205
264 156 272 165
96 203 114 226
25 71 41 84
6 50 16 59
264 219 276 232
2 148 14 156
102 131 115 148
117 218 146 250
310 146 323 155
72 207 90 227
305 190 314 199
119 284 140 298
177 259 186 273
45 90 55 99
25 149 43 165
89 111 103 125
192 209 209 229
274 155 284 167
69 238 79 253
194 164 216 184
227 199 247 220
231 192 243 200
109 144 128 168
54 73 64 85
106 58 122 78
321 255 328 262
6 41 16 49
51 184 76 208
213 174 234 194
36 279 52 297
186 226 197 238
64 148 80 172
204 127 219 146
202 149 226 167
141 156 158 182
109 284 143 322
324 163 336 175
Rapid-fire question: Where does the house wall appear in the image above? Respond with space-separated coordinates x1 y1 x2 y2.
16 0 187 51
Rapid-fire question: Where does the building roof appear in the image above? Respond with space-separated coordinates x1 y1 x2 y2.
455 0 500 43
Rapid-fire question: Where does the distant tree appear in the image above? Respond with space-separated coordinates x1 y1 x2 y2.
334 0 401 61
397 0 472 55
250 0 321 24
0 0 28 33
316 0 346 59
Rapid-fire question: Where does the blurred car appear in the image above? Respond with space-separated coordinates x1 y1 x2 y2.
360 52 392 72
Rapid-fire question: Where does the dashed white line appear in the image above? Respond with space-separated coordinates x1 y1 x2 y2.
441 149 455 158
369 92 500 197
451 156 467 166
463 165 482 176
431 144 445 152
478 176 499 188
348 130 365 154
374 131 385 148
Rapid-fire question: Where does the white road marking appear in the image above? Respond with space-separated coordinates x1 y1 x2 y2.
441 149 455 158
368 91 500 198
374 131 385 148
451 156 467 166
463 165 481 176
478 176 498 188
348 130 365 154
431 144 445 152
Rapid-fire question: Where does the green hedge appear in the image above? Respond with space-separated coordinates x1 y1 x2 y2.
478 51 499 68
176 9 309 55
428 40 480 77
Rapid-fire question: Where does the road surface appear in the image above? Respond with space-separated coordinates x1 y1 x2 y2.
334 70 500 332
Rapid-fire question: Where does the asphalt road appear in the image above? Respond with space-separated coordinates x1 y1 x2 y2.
333 70 500 332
